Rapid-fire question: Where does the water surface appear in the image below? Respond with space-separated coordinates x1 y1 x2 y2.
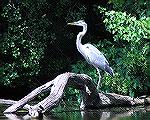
1 104 150 120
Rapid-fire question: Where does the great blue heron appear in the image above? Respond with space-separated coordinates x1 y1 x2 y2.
68 20 114 89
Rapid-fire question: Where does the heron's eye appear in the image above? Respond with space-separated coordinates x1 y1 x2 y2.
86 46 89 48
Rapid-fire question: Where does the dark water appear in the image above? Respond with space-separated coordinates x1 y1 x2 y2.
1 105 150 120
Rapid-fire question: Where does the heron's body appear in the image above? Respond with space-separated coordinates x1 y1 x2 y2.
81 43 108 70
68 20 113 89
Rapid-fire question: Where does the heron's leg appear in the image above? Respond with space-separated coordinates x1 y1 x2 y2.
96 68 102 90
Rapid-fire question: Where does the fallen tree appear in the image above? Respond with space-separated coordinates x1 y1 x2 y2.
0 72 150 118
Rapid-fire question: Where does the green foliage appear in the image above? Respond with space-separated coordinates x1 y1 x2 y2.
1 3 50 86
65 4 87 22
0 0 88 88
108 0 150 18
99 7 149 96
100 10 149 41
108 0 125 9
64 87 80 103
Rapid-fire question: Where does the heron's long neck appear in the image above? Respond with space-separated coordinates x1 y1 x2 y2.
76 25 87 53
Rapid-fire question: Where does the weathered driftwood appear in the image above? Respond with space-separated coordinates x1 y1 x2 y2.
0 72 149 118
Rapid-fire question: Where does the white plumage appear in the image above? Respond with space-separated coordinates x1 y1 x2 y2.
68 20 113 89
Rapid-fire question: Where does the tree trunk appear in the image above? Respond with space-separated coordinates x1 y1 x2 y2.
0 72 149 118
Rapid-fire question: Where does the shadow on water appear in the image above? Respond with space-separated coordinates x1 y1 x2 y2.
1 104 150 120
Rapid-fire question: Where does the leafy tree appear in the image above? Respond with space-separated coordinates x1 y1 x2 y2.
99 7 149 96
0 0 88 89
108 0 150 18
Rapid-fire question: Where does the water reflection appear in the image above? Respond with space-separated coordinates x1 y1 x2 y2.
1 105 150 120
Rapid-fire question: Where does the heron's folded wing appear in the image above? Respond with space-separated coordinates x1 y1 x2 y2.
83 44 109 67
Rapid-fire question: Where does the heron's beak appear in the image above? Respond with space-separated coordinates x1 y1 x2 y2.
67 22 75 25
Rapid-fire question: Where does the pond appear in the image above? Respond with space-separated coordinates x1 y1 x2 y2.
0 104 150 120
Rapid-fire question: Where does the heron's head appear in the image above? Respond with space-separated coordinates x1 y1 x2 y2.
67 20 87 27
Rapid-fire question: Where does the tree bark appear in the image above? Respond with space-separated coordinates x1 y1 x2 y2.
0 72 149 118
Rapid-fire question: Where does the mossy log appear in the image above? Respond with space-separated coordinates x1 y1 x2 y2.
0 72 149 118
